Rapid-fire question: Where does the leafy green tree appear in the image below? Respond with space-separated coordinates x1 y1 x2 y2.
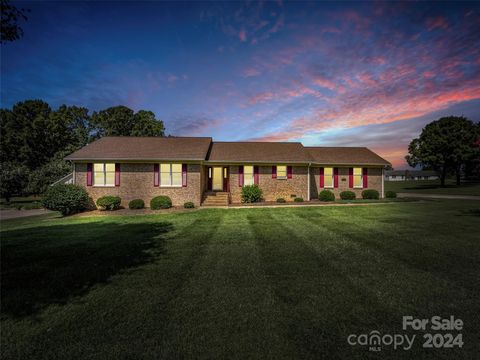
0 0 29 43
91 106 164 138
406 116 479 186
0 162 29 202
25 151 72 195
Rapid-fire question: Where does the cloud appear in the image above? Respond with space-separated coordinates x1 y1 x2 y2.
242 67 261 77
426 16 449 31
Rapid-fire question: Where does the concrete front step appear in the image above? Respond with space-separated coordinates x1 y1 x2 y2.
202 192 230 206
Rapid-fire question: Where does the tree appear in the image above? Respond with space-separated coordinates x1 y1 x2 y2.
90 106 164 138
0 162 29 202
406 116 479 186
1 0 29 43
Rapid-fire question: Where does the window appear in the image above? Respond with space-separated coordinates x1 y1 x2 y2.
160 163 182 187
324 167 333 187
353 167 363 187
244 165 254 186
94 163 115 186
277 165 287 179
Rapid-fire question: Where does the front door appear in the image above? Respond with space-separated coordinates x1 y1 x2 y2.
212 167 223 191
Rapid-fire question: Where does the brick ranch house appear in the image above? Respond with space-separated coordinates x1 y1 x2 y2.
65 137 390 206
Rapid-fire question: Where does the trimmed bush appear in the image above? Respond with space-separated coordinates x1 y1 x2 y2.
386 191 397 199
184 201 195 208
128 199 145 209
42 184 89 216
241 185 263 203
150 195 172 209
276 198 286 203
362 189 380 200
294 197 304 202
319 189 335 202
96 196 121 211
340 191 356 200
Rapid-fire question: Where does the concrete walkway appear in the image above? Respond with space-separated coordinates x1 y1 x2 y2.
397 193 480 200
0 209 54 220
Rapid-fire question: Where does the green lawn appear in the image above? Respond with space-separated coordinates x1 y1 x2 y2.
385 179 480 196
2 201 479 359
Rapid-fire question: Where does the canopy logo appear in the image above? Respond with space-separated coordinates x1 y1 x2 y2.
347 330 416 352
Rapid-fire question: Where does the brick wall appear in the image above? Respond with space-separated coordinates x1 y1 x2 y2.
75 162 203 207
228 165 309 203
310 166 384 199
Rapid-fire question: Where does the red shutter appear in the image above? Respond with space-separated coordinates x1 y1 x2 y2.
334 167 339 188
153 164 159 187
319 167 324 187
115 163 121 186
87 163 93 186
349 168 353 188
254 166 259 185
238 165 244 187
272 166 277 179
182 164 187 187
287 166 293 179
363 168 368 188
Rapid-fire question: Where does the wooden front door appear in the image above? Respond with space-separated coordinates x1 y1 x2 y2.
208 166 229 191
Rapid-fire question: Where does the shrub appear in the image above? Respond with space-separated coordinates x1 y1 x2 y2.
128 199 145 209
22 201 43 210
184 201 195 208
241 185 262 203
319 190 335 201
294 197 304 202
150 195 172 209
386 190 397 199
42 184 89 216
96 196 121 211
340 191 356 200
276 198 286 203
362 189 380 200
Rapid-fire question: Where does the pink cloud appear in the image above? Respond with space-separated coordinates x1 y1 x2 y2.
239 29 247 42
426 16 449 31
313 76 337 91
243 67 261 77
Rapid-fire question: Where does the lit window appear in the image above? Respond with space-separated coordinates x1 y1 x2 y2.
353 167 363 187
94 163 115 186
160 163 182 187
244 165 254 186
324 167 333 187
277 165 287 179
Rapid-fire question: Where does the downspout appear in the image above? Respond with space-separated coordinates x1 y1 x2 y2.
381 167 384 199
307 163 311 201
73 162 76 184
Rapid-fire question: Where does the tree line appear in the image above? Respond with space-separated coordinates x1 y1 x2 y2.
0 100 165 201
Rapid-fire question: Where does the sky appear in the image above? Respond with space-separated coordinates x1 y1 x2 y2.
1 1 480 169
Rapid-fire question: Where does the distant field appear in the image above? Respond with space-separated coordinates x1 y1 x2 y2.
385 180 480 196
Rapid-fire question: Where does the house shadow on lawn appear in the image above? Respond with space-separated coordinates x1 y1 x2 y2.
1 221 173 318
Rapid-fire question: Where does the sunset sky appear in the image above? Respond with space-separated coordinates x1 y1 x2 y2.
2 1 480 168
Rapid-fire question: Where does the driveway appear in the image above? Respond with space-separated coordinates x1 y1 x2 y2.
0 209 54 220
397 193 480 200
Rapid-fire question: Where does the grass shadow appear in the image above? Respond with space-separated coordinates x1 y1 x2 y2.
1 220 172 318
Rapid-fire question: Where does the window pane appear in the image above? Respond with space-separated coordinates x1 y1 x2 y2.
354 175 362 187
105 172 115 186
160 163 170 173
277 165 287 178
354 167 362 176
94 163 104 172
105 163 115 172
324 167 333 187
171 163 182 173
244 165 253 175
94 172 105 186
160 172 171 186
244 175 254 186
172 172 182 186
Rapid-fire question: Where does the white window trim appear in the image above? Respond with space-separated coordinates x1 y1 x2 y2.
93 163 115 187
160 163 182 187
